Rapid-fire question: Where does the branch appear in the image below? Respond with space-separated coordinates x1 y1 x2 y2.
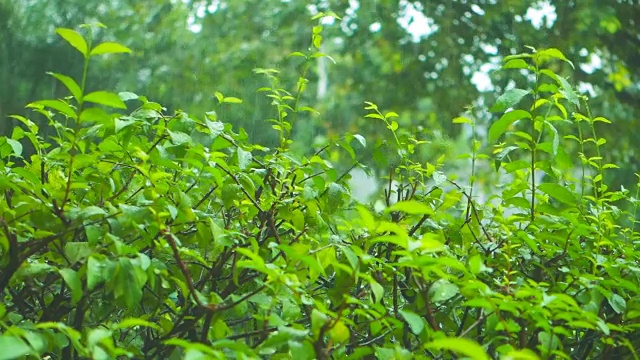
161 227 216 312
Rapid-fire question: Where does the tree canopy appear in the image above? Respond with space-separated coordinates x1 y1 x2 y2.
2 1 638 184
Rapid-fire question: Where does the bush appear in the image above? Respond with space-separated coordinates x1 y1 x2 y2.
1 16 640 360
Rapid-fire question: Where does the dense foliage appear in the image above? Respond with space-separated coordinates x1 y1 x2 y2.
1 16 640 360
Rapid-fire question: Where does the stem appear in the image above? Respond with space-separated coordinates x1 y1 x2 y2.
530 69 540 222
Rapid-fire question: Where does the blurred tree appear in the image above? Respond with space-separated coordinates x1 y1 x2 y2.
1 0 638 186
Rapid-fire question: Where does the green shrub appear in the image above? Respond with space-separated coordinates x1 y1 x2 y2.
1 16 639 360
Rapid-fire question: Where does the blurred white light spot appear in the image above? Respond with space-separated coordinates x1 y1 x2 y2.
471 4 485 16
525 1 557 29
472 71 493 92
397 0 438 42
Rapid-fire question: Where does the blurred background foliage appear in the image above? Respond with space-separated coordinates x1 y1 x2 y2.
1 0 638 189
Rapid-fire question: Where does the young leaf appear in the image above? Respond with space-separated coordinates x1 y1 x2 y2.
84 91 127 109
452 116 473 124
47 72 83 101
28 100 77 119
503 59 530 69
535 48 574 69
56 28 88 56
90 42 132 56
222 97 243 104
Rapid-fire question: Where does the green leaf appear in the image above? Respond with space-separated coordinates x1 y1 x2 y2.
84 91 127 109
537 331 560 350
328 320 350 343
544 121 560 156
386 200 433 215
0 336 31 360
556 76 580 106
164 338 222 355
59 268 83 304
369 278 384 303
119 92 139 101
433 171 447 185
90 42 132 56
64 242 92 264
490 88 530 112
56 28 88 56
79 107 111 123
608 293 626 314
81 206 107 218
365 113 384 120
352 134 367 148
291 209 305 231
115 117 137 133
87 256 109 290
504 349 542 360
28 99 77 119
113 258 145 308
311 309 328 338
114 317 161 330
357 206 376 231
535 48 574 69
167 130 192 146
183 349 209 360
399 309 424 335
237 148 252 169
221 97 242 104
452 116 473 124
488 110 532 143
503 59 530 69
429 280 459 302
468 254 484 274
6 139 22 157
425 338 489 360
205 119 225 137
87 328 112 348
312 33 323 48
289 340 316 360
537 183 577 206
47 72 83 100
